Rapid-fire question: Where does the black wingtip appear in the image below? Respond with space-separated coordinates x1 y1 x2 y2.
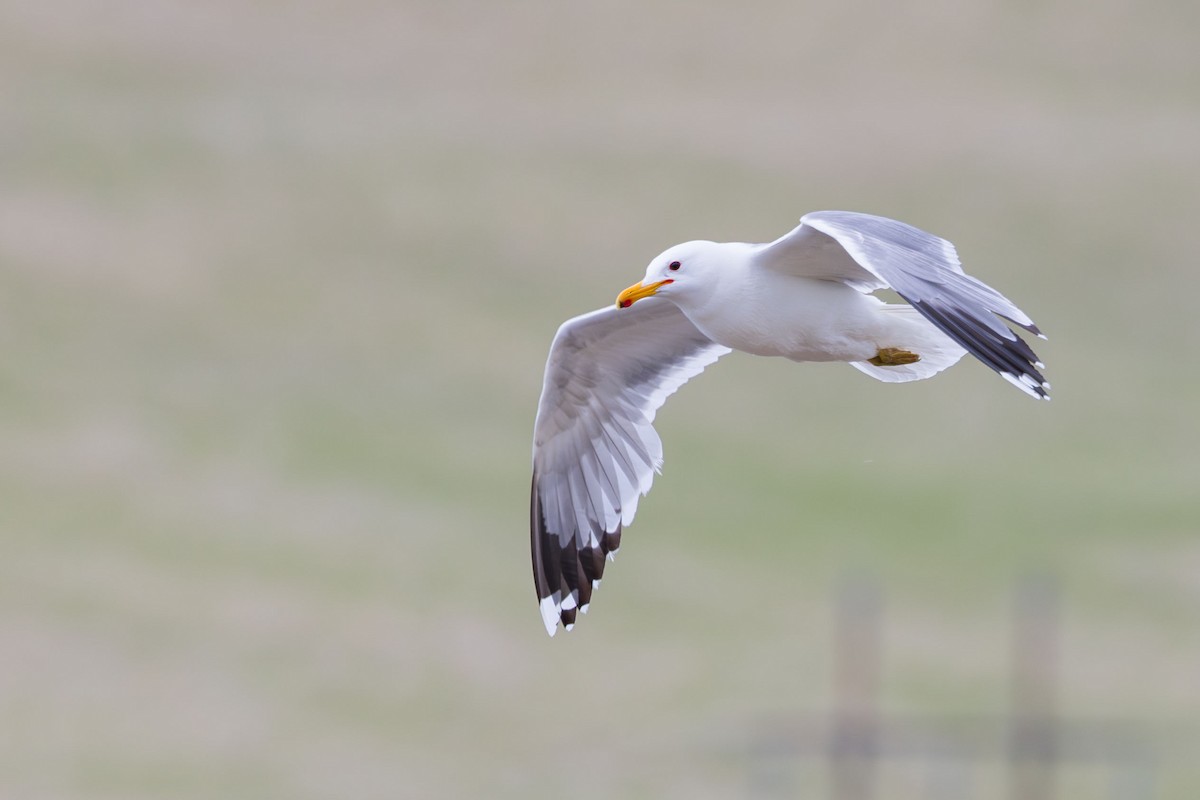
531 470 622 635
912 299 1049 400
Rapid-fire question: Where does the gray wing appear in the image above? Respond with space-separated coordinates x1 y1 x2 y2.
754 210 1049 399
531 298 730 636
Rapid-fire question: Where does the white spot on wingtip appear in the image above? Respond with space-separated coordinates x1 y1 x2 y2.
999 371 1045 400
539 595 561 637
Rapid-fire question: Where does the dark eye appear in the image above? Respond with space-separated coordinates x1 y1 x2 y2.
668 261 681 271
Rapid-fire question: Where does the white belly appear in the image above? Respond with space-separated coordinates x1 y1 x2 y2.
684 274 886 362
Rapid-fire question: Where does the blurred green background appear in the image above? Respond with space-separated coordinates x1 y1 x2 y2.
1 1 1197 798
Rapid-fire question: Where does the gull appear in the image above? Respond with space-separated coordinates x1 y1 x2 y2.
530 210 1048 635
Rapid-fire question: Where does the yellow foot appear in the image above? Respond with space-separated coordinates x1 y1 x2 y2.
868 347 921 366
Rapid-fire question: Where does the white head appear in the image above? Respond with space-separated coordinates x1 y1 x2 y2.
615 240 731 310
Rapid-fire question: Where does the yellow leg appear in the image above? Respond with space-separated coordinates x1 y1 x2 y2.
868 347 921 366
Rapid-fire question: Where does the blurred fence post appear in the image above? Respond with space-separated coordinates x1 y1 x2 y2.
1009 574 1059 800
831 574 882 800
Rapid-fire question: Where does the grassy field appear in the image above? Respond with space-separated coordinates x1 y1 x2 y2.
1 1 1198 798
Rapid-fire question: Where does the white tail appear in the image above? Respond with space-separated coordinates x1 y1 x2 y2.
850 305 967 384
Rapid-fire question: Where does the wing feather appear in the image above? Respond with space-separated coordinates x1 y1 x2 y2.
531 299 729 635
755 210 1048 399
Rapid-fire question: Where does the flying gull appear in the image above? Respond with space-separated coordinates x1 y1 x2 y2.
530 210 1048 636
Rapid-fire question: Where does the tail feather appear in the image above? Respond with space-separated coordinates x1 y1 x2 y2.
850 305 967 384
